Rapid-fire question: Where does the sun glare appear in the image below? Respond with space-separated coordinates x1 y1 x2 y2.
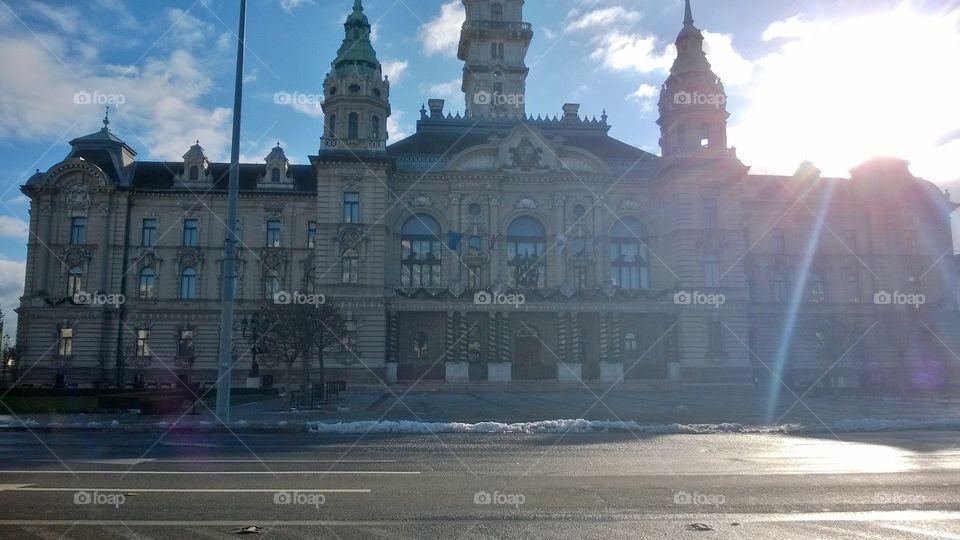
731 5 960 180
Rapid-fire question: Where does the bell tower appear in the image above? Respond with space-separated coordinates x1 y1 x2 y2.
657 0 729 160
457 0 533 119
321 0 391 153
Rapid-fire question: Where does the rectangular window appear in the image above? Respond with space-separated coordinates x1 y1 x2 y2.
177 329 195 359
468 265 482 289
771 229 785 254
343 192 360 224
573 266 587 289
704 257 721 288
307 221 317 248
136 329 151 358
57 328 73 357
182 219 199 247
70 217 86 244
703 198 718 228
842 229 857 253
266 219 282 247
141 218 158 247
341 320 358 354
493 82 504 95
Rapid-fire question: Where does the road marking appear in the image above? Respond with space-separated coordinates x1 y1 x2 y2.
0 484 32 491
880 524 960 539
0 470 419 475
23 459 397 464
12 487 371 493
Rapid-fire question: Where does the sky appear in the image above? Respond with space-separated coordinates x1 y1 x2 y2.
0 0 958 335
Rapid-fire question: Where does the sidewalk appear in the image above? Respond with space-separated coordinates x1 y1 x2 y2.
1 383 958 434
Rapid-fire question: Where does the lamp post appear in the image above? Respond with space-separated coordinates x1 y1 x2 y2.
240 313 269 388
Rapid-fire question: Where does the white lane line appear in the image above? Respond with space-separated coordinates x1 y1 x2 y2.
0 470 419 475
0 483 32 491
23 459 397 464
13 488 371 493
879 524 960 539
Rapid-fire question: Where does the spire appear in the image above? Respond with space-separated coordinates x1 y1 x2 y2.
684 0 694 26
102 106 110 130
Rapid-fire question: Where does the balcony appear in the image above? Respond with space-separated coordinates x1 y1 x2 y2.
464 21 533 33
321 138 386 153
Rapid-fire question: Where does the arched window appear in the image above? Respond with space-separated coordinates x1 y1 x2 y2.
507 216 546 288
371 115 380 139
328 114 336 137
189 165 199 181
270 168 281 183
348 112 359 139
67 266 83 297
609 218 649 289
138 267 157 299
845 272 861 303
180 267 197 299
808 273 826 303
341 248 359 284
264 270 280 299
491 3 503 20
703 254 720 288
771 272 788 303
401 215 443 288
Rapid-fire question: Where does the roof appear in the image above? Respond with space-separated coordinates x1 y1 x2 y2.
130 162 318 193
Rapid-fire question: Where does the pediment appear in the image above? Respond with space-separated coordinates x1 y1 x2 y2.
446 125 608 175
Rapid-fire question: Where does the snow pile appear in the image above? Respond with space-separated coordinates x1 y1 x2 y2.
307 417 960 435
307 419 798 435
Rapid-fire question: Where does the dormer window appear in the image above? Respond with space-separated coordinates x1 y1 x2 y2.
492 3 503 21
271 168 281 183
371 115 380 139
189 166 199 181
348 113 359 139
349 84 361 94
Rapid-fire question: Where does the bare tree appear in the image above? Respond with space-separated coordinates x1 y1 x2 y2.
798 314 864 393
262 302 345 403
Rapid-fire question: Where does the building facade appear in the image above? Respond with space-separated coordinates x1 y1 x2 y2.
15 0 960 389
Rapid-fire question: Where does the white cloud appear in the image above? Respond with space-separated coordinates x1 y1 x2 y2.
279 0 314 14
629 83 659 100
381 60 409 84
424 78 463 100
420 1 465 57
388 111 409 142
589 32 674 74
0 7 233 162
565 7 642 33
702 32 754 86
0 216 27 240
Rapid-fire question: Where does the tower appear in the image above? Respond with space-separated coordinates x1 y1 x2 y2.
657 0 729 160
321 0 391 153
457 0 533 118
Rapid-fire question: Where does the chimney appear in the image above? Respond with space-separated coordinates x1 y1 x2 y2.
428 99 445 119
562 103 580 121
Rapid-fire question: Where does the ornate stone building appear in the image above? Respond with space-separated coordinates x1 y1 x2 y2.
15 0 960 389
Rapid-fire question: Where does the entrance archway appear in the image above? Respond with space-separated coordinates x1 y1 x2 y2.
513 325 554 379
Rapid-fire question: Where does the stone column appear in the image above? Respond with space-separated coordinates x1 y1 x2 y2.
444 311 454 362
571 313 583 363
611 312 622 362
489 195 502 282
598 313 609 363
557 311 568 363
553 195 566 285
457 311 469 363
499 311 511 363
487 311 498 363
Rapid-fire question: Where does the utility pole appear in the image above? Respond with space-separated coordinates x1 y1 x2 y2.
216 0 247 423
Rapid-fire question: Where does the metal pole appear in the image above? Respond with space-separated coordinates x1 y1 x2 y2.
216 0 247 424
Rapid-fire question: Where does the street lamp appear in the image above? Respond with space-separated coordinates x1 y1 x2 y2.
240 313 270 381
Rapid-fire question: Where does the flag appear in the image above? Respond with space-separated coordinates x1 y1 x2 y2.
447 230 463 250
555 233 567 252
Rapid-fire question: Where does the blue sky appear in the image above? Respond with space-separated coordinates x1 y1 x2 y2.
0 0 958 331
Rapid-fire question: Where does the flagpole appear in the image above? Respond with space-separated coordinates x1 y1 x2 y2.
216 0 247 424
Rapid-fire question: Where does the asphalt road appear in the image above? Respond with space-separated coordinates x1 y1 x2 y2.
0 430 957 538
